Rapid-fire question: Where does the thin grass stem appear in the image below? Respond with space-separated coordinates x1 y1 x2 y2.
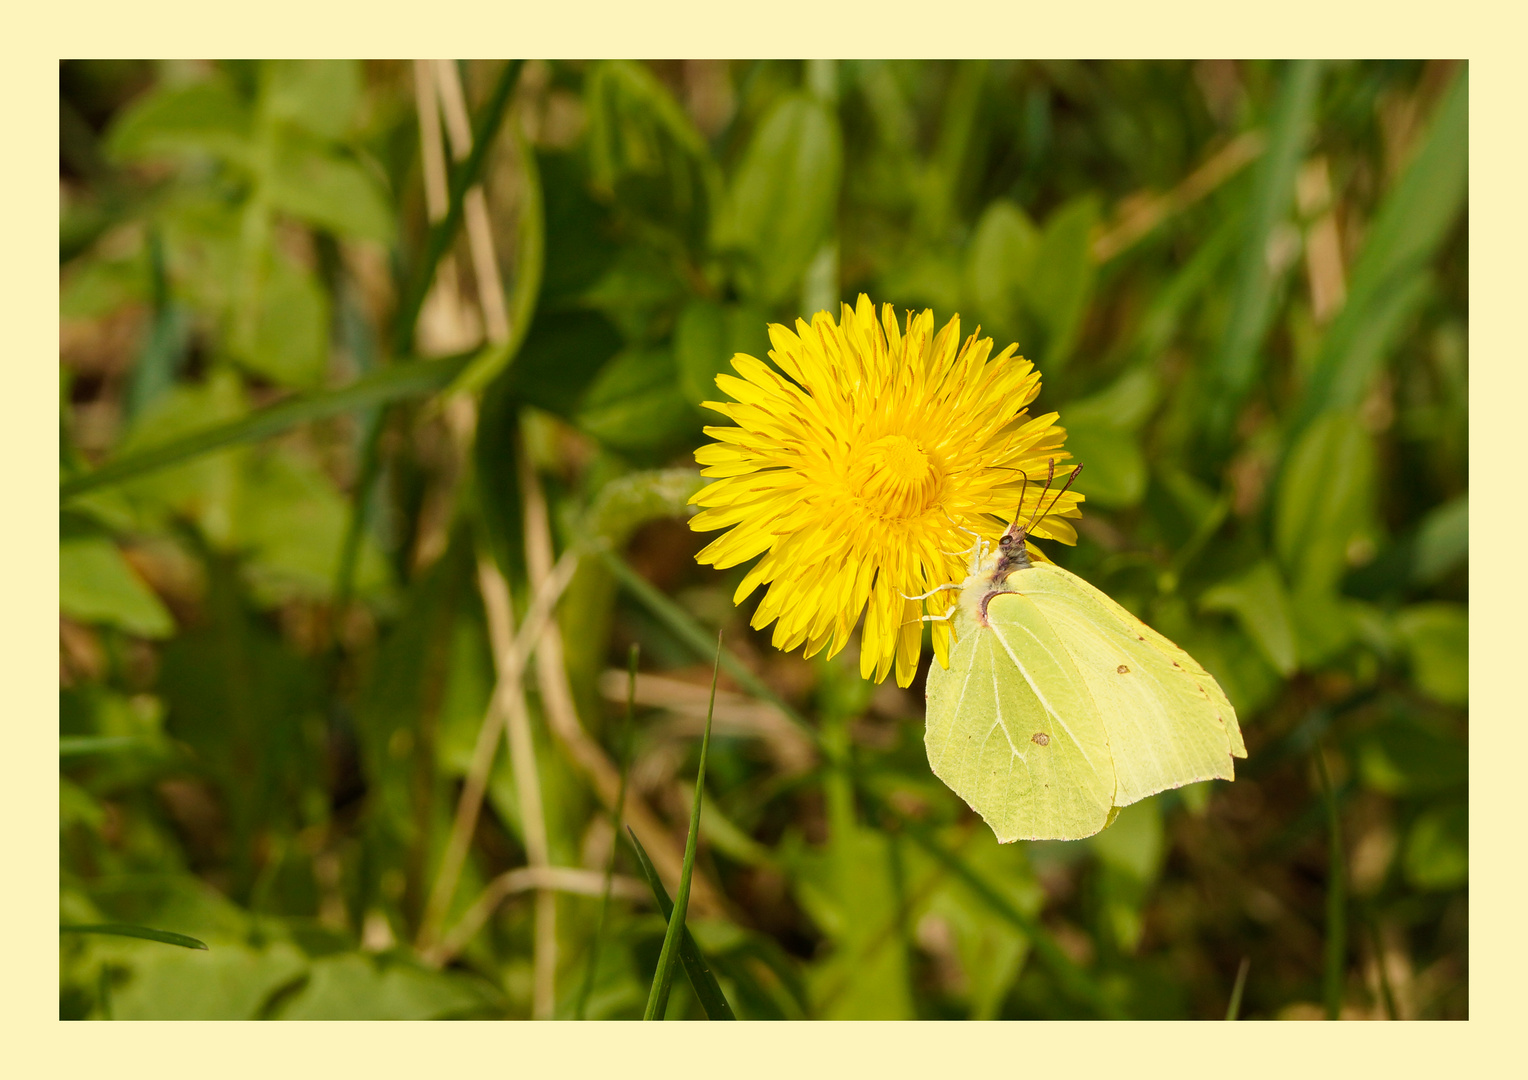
643 633 720 1020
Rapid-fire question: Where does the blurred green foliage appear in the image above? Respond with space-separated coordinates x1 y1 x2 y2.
60 58 1466 1020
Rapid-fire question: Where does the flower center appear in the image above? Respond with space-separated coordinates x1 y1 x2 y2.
849 434 946 521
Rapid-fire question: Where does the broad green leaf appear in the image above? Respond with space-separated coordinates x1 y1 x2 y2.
1025 194 1101 370
966 199 1040 344
233 448 392 605
723 93 842 304
267 135 395 243
1206 59 1321 443
1395 603 1468 706
1357 721 1467 797
106 77 252 166
1200 561 1299 676
1062 364 1163 434
1413 494 1468 585
274 953 493 1019
578 347 693 455
1402 802 1468 891
262 59 363 140
59 537 174 638
61 250 149 320
1088 795 1166 883
584 59 718 251
234 250 329 388
1273 410 1376 593
110 941 311 1020
674 300 770 409
1062 420 1145 508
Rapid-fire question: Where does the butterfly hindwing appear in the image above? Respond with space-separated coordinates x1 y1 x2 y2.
926 591 1114 841
1016 562 1245 805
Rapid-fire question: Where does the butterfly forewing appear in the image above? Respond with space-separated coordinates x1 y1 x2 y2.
926 593 1114 841
1016 562 1245 805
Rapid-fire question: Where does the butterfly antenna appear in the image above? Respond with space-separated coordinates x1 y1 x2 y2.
1035 463 1084 527
1023 459 1058 530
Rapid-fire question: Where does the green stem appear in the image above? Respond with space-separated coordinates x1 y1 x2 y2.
643 634 721 1020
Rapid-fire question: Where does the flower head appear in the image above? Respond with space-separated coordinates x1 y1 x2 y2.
689 295 1082 687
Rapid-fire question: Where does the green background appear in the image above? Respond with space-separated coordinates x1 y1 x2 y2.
60 59 1466 1019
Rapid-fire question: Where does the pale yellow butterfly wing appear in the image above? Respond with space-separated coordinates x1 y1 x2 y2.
925 591 1114 841
1015 561 1245 805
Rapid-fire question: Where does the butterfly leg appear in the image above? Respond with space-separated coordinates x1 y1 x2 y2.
901 583 962 602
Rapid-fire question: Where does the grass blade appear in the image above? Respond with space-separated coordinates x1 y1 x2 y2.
1226 956 1251 1020
1204 58 1322 448
626 829 736 1020
60 354 471 501
575 643 640 1020
643 633 722 1020
1314 743 1347 1019
59 735 158 758
61 923 208 950
1293 66 1467 431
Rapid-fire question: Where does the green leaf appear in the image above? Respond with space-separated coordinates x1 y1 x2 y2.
644 638 720 1020
674 300 771 409
626 829 736 1020
1062 420 1145 509
1273 410 1376 594
1088 796 1165 883
60 923 208 950
233 249 329 388
1413 494 1468 585
966 199 1040 344
1297 67 1467 428
584 59 718 249
106 77 252 166
273 953 493 1019
262 59 363 140
60 353 471 501
1062 364 1162 434
108 941 312 1020
1402 801 1467 891
1206 59 1322 444
577 347 694 456
1200 561 1299 676
1025 194 1101 370
1357 721 1467 797
1395 603 1468 706
59 537 174 638
232 448 392 605
267 135 395 243
723 93 842 305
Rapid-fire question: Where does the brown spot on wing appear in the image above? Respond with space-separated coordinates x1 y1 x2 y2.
1117 664 1130 674
1031 732 1050 746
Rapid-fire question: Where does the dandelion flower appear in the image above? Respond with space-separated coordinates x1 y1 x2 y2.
689 295 1082 687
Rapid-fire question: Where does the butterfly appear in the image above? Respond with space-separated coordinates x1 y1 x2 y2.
922 463 1246 841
